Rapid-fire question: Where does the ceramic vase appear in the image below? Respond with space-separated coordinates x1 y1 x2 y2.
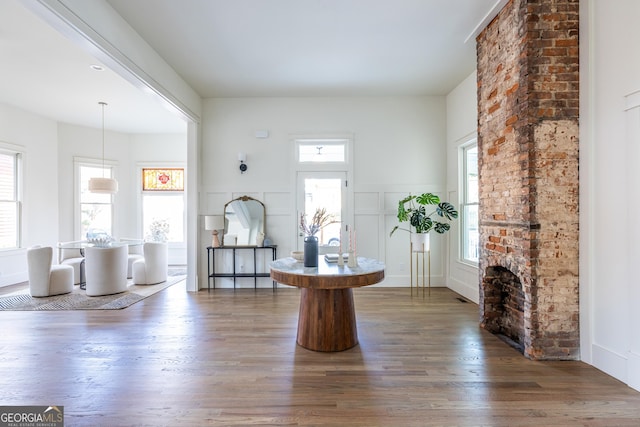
303 235 318 267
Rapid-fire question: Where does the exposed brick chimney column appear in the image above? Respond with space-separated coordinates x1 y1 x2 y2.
476 0 579 360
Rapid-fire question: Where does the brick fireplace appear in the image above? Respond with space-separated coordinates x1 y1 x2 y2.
476 0 579 360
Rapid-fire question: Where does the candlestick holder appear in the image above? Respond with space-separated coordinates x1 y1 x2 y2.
347 250 357 267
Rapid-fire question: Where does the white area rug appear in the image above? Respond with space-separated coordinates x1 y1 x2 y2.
0 271 186 311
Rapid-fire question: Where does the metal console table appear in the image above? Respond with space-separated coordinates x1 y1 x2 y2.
207 246 277 291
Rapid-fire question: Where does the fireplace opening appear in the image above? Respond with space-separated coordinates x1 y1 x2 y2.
481 266 525 354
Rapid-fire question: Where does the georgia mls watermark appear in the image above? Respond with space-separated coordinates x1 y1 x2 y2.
0 406 64 427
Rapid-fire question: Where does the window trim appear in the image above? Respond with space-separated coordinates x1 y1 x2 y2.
296 139 347 164
459 139 479 266
292 135 352 172
0 143 23 251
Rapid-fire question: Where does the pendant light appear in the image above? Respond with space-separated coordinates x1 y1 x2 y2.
88 101 118 194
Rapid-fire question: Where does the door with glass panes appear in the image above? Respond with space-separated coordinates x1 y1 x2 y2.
296 171 347 253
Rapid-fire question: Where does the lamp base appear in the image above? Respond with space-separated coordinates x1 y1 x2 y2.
212 231 221 248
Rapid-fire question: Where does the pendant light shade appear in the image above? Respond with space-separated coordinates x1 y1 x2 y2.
88 176 119 193
89 101 118 194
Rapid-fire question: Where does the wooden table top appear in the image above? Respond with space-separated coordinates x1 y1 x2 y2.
270 256 385 290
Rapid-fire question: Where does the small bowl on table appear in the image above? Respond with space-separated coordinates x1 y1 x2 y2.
291 251 304 262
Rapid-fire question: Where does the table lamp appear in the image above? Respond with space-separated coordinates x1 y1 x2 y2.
204 215 225 248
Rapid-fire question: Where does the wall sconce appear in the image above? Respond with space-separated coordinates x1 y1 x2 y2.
238 152 247 173
204 215 225 247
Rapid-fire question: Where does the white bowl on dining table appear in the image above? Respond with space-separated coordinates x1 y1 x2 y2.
291 251 304 262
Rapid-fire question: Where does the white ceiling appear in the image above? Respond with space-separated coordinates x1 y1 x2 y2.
0 0 504 134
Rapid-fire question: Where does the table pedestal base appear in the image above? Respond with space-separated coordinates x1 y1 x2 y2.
296 288 358 352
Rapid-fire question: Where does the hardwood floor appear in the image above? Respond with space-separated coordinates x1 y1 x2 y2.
1 284 639 426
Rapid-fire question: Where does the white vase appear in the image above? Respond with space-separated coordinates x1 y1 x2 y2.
411 233 430 252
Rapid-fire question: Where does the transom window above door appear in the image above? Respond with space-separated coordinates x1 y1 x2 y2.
297 139 347 163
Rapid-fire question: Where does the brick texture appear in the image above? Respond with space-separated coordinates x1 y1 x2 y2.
476 0 579 360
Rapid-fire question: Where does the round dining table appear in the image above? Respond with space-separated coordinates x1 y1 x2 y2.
270 256 385 352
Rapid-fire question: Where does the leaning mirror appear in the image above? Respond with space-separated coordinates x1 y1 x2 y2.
223 196 265 246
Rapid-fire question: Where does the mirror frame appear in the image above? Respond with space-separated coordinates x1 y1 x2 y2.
222 195 266 247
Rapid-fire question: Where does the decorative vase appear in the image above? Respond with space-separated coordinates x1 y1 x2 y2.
303 235 318 267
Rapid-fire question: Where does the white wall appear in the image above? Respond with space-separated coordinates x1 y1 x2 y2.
581 0 640 391
200 96 448 288
445 71 479 303
0 104 61 286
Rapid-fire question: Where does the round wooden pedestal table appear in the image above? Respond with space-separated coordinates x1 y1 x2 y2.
270 256 385 352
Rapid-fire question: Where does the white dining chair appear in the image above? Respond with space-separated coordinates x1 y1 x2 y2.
119 238 144 279
27 246 74 297
84 245 128 296
57 240 86 285
132 242 168 285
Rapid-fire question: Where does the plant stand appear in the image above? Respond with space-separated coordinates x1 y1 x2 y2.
410 241 430 297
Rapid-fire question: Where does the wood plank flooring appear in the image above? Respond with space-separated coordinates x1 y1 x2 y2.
1 284 639 426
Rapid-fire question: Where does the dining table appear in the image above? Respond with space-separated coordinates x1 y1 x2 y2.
57 239 143 289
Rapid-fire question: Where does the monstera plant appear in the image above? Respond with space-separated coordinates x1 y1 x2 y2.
390 193 458 237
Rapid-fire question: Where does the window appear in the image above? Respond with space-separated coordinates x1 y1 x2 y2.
79 164 114 237
461 142 479 263
297 139 347 163
142 168 184 191
141 168 185 243
0 149 21 249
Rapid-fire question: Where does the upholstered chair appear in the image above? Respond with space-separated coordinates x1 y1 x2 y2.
84 245 128 296
132 242 168 285
57 241 85 285
119 238 144 279
27 246 74 297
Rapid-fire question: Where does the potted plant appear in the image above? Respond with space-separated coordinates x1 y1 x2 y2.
299 208 334 267
147 218 170 242
389 193 458 251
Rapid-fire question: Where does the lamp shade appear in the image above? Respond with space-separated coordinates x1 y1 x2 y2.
88 177 118 194
204 215 225 231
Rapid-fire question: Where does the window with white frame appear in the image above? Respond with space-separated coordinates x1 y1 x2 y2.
461 142 479 263
0 149 21 249
297 139 347 163
78 163 114 238
141 168 185 243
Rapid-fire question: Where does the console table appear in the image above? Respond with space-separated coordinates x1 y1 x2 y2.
270 256 385 352
207 246 277 290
